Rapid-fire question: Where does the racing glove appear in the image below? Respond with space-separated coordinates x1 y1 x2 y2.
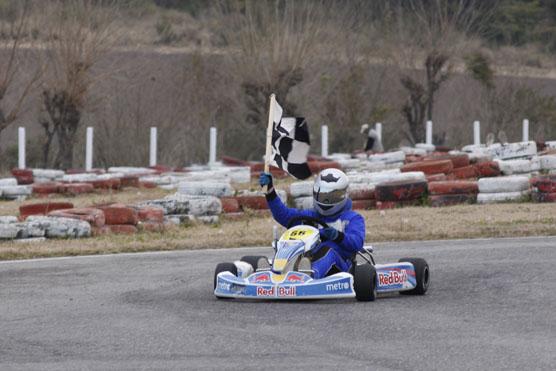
320 227 341 242
259 172 274 193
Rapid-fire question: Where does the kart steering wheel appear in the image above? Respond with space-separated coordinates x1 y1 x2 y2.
286 215 330 229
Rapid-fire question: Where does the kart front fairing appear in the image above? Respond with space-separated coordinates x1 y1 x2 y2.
214 270 355 300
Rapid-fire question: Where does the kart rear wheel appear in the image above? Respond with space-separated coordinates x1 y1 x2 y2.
213 262 238 296
354 263 377 302
399 258 429 295
240 255 268 271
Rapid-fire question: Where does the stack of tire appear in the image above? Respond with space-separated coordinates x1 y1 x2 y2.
428 181 478 207
530 175 556 203
142 192 222 225
374 178 428 209
290 181 314 210
347 183 376 210
477 176 531 204
540 155 556 174
0 178 32 200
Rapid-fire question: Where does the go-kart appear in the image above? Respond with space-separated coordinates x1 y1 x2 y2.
213 216 429 301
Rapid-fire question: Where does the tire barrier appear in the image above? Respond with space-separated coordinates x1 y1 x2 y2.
478 176 530 193
19 202 74 220
430 194 476 207
475 161 501 178
32 169 65 182
0 178 18 187
11 169 34 185
25 216 91 238
428 181 478 195
401 160 453 175
136 206 165 223
236 195 269 210
532 191 556 203
144 193 222 216
290 181 313 198
293 196 313 210
59 183 95 195
376 199 421 209
120 176 140 188
368 151 406 164
350 170 426 185
177 181 234 197
530 175 556 193
220 197 241 213
352 199 376 210
426 173 448 182
48 208 106 228
450 165 479 179
423 154 470 169
32 182 63 195
477 191 530 204
375 180 428 202
308 161 342 174
1 185 33 200
97 204 139 225
348 183 376 200
540 155 556 170
495 159 532 175
530 175 556 203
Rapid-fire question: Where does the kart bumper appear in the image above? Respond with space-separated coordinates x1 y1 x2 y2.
214 271 355 300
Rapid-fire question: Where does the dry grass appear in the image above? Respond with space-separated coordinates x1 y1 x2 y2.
1 202 555 261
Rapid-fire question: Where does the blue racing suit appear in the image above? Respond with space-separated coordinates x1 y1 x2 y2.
266 190 365 279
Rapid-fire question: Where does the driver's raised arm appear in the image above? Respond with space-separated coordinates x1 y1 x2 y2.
265 187 314 228
259 172 314 228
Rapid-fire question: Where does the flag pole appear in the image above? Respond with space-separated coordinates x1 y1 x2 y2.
264 94 276 185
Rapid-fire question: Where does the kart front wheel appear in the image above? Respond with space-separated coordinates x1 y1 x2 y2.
213 262 238 293
399 258 429 295
354 263 377 302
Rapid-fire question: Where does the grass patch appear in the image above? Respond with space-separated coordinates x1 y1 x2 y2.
1 202 555 260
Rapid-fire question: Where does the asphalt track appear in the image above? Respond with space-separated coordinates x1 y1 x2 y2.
1 236 555 371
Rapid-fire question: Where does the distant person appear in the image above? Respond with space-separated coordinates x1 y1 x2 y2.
360 124 384 153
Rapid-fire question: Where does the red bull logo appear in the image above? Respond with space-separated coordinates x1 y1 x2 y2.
278 286 296 297
286 273 305 283
252 273 271 283
256 287 275 296
378 269 408 286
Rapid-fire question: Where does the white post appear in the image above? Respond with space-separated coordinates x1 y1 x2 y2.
18 127 25 169
85 127 93 171
321 125 328 157
209 127 217 165
375 122 382 141
426 120 433 145
473 121 481 145
522 119 529 142
149 127 157 167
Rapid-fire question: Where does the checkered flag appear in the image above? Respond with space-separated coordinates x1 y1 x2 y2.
269 98 311 180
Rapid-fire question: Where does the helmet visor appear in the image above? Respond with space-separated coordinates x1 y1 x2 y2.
313 188 346 206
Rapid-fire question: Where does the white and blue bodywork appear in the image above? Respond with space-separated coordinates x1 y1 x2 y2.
214 225 421 300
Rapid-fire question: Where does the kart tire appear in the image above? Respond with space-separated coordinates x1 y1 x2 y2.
354 263 377 302
214 262 238 297
399 258 429 295
240 255 268 271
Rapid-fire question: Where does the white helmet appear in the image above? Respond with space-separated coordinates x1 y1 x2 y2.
313 168 349 216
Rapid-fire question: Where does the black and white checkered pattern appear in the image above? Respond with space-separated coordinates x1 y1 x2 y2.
270 100 311 180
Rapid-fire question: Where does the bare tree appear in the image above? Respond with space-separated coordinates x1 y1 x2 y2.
39 0 118 169
387 0 489 144
0 0 42 146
